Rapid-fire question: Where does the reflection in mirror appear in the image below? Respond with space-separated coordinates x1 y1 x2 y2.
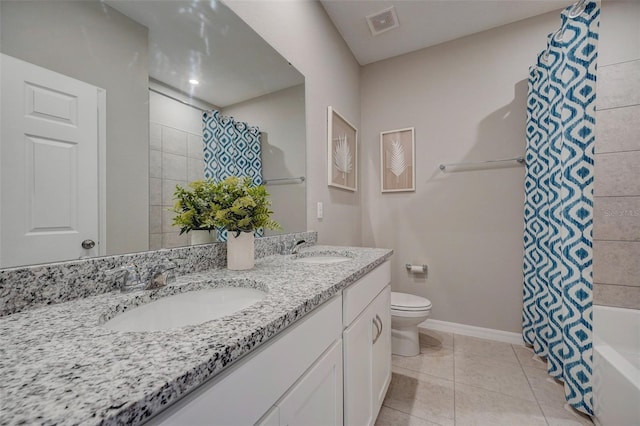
0 0 306 268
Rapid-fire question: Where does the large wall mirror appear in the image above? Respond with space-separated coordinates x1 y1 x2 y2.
0 0 306 268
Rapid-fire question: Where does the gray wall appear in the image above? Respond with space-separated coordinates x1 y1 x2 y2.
227 1 362 246
593 1 640 310
360 12 562 333
223 84 307 237
0 1 149 256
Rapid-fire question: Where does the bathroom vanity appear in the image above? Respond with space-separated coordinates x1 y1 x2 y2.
0 244 392 425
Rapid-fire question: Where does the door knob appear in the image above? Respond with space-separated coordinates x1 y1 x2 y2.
81 239 96 249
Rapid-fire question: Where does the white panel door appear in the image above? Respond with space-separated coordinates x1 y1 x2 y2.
1 54 100 267
278 340 343 426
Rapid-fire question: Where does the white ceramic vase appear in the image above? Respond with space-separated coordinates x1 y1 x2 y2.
190 229 216 245
226 231 255 270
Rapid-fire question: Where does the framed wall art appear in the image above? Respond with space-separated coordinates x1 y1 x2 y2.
380 127 415 192
327 106 357 191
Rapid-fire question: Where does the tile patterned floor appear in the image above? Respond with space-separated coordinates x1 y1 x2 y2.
375 331 594 426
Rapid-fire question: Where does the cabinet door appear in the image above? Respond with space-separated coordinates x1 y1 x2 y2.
278 340 343 426
343 304 375 426
371 285 391 417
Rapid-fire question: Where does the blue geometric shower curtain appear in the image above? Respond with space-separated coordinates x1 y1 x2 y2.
203 109 263 241
522 0 599 416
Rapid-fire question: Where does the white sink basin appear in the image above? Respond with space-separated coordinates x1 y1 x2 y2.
293 255 352 264
102 287 267 332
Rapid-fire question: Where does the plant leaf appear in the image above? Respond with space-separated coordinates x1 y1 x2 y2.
389 139 407 178
333 134 353 175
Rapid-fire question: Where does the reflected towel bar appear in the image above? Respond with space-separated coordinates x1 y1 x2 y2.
439 157 525 171
263 176 306 184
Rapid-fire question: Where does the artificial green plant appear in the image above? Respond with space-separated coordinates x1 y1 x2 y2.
171 176 281 236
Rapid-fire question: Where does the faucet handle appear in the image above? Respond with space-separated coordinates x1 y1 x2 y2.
146 258 177 290
105 264 143 293
290 239 307 255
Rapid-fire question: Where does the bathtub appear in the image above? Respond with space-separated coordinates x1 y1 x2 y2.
593 305 640 426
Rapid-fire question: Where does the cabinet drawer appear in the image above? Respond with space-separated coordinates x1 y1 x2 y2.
343 261 390 326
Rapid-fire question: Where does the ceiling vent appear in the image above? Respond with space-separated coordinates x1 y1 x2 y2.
366 6 399 36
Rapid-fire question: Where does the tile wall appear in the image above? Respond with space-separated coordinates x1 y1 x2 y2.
149 122 206 250
593 60 640 309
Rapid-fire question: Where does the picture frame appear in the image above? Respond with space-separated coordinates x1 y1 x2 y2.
327 106 357 191
380 127 415 192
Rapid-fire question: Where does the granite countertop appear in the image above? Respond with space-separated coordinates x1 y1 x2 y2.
0 245 392 426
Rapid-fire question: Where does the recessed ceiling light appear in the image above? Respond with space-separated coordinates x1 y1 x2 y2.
189 79 200 85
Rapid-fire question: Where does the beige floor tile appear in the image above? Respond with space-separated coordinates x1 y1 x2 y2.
453 334 519 364
522 366 567 407
419 329 454 348
455 382 547 426
513 345 549 371
375 406 445 426
541 402 594 426
392 345 454 381
454 352 536 401
383 366 455 426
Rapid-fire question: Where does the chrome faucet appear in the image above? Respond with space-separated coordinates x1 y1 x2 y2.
290 239 307 255
146 259 177 290
106 259 177 293
106 264 144 293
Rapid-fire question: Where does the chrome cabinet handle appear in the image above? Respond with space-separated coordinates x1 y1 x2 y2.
372 317 380 344
373 314 383 345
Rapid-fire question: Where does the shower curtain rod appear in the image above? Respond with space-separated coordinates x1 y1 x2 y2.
149 87 208 112
439 156 525 171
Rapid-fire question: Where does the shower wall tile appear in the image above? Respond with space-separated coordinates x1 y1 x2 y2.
593 151 640 197
595 104 640 153
162 152 188 181
594 57 640 311
162 179 186 207
187 133 204 160
149 233 162 251
149 177 162 206
187 158 205 182
162 127 188 156
596 60 640 110
162 232 189 249
149 149 162 178
593 240 640 287
593 196 640 241
150 122 162 150
149 206 163 234
162 209 178 233
594 284 640 310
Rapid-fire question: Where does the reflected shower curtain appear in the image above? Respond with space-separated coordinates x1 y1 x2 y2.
203 109 263 241
522 0 599 416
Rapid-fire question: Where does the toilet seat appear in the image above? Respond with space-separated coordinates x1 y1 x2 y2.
390 308 430 318
391 292 432 311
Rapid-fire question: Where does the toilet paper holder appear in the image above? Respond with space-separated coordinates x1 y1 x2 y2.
405 263 428 274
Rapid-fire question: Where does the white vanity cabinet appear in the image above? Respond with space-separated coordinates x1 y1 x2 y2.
147 295 343 426
343 261 392 426
146 260 391 426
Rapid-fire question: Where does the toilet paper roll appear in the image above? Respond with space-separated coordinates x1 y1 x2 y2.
408 265 426 273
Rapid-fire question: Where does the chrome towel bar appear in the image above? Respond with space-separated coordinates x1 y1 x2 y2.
439 156 525 171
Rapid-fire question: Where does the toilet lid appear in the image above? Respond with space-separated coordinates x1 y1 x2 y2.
391 292 432 311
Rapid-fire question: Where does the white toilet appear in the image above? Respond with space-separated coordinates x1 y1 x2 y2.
390 292 432 357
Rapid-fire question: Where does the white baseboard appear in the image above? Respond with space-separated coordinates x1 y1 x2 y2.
419 319 524 346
